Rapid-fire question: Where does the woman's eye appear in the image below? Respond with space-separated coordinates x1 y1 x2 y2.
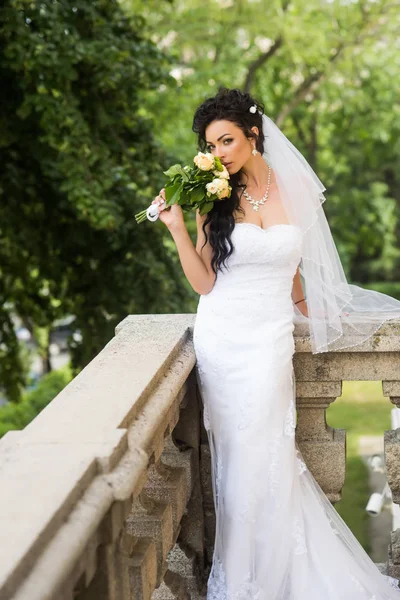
206 139 232 152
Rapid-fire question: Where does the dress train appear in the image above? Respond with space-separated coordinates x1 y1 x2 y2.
193 223 400 599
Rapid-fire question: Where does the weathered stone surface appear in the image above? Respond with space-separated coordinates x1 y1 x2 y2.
383 381 400 397
296 381 342 398
297 429 346 503
127 496 174 586
388 529 400 578
296 401 336 441
0 443 101 597
9 477 114 600
294 351 400 382
385 430 400 505
0 314 197 600
2 313 400 599
24 313 196 440
128 538 158 600
293 318 400 353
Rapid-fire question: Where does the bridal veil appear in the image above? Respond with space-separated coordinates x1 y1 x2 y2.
262 113 400 354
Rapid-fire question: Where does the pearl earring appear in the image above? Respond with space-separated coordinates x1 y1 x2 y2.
252 147 258 156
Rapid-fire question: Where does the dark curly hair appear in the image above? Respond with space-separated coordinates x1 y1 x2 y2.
192 87 265 277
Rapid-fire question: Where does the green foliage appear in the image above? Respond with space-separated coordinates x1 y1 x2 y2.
0 365 73 438
132 0 400 279
363 282 400 301
0 308 26 402
0 0 195 401
2 0 400 400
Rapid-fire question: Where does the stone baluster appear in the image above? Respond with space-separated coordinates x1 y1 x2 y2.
295 380 345 503
71 371 205 600
383 381 400 579
124 370 206 599
4 315 400 599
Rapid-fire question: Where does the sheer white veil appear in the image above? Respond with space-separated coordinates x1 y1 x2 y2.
262 113 400 354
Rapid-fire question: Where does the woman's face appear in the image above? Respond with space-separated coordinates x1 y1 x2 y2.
205 119 257 174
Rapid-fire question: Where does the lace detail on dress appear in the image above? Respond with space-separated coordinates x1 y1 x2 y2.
233 578 262 600
349 570 400 596
385 575 400 591
238 388 255 431
207 557 262 600
203 400 211 431
350 574 387 599
195 353 206 387
267 437 284 498
292 516 307 555
296 449 308 475
327 515 340 535
207 556 227 600
238 491 257 524
284 398 296 437
238 404 253 430
215 448 223 505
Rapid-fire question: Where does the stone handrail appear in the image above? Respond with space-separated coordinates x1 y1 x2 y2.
1 314 400 599
0 314 201 600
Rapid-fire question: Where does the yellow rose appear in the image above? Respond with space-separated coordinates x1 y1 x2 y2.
216 178 230 199
206 179 220 196
206 178 230 199
194 151 215 171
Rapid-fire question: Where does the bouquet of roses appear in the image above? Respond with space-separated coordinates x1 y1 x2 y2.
134 152 232 224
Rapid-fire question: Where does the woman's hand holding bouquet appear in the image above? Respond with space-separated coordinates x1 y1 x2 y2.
151 191 185 231
135 152 232 228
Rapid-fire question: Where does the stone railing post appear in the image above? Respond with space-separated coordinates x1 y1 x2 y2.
383 381 400 579
295 381 345 503
293 319 400 511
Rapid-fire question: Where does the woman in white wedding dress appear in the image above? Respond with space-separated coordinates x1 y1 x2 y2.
153 87 400 598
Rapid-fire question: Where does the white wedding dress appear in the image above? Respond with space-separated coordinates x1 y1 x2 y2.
193 222 400 599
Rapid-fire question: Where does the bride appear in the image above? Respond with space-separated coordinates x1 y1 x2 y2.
152 87 400 598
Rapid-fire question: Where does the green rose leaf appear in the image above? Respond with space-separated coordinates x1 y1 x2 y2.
199 201 214 215
179 188 190 205
167 181 184 205
163 164 184 178
190 186 206 204
165 179 182 201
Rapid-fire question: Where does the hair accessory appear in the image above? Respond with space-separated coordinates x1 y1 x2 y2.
249 105 257 113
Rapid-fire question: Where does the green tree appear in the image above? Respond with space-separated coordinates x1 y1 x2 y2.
132 0 400 285
0 365 73 438
0 0 194 401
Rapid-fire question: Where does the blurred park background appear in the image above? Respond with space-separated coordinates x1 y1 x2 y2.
0 0 399 553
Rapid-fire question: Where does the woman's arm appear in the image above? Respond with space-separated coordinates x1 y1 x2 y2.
292 265 309 317
152 192 216 296
169 223 216 295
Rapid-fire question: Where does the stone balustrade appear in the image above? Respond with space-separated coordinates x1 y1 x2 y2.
0 315 203 600
1 314 400 599
294 317 400 578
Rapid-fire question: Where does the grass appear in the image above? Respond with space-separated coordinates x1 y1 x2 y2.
326 381 393 553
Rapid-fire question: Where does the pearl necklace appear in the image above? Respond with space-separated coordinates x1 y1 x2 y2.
242 166 271 212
